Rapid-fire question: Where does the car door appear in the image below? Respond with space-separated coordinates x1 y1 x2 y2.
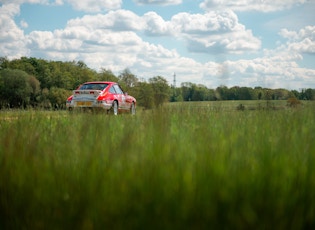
113 84 127 110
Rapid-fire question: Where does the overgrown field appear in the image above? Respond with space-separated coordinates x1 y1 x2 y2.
1 101 315 229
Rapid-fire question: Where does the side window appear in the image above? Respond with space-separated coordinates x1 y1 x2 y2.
109 86 116 94
113 85 123 94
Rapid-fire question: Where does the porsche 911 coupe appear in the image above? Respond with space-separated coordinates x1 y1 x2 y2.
66 81 136 115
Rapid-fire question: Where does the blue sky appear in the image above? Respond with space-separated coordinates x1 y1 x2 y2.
1 0 314 89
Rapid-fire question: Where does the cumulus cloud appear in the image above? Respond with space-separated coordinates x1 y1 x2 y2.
20 19 28 28
0 3 29 58
65 9 261 55
24 10 174 73
143 11 172 36
0 0 64 5
201 51 315 89
170 10 261 54
67 10 144 31
279 26 315 54
205 26 315 89
66 0 122 12
134 0 182 6
0 0 120 11
200 0 307 12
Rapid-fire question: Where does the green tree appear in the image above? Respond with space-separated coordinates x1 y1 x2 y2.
181 82 194 101
0 57 9 70
39 88 52 109
98 68 119 82
118 68 138 90
255 87 263 100
135 81 154 109
28 76 41 106
238 87 255 100
149 76 170 107
0 69 33 108
302 88 315 100
215 85 229 100
7 57 36 75
290 90 300 99
48 87 71 109
170 87 183 102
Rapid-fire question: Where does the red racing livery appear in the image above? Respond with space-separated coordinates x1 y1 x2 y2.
66 81 136 115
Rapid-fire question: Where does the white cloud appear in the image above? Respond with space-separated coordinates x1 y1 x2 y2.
0 0 63 5
134 0 182 6
200 0 307 12
143 11 172 36
67 10 144 31
170 10 261 54
0 2 20 17
0 3 29 58
280 26 315 54
66 0 122 12
20 19 28 28
201 51 315 89
64 9 261 56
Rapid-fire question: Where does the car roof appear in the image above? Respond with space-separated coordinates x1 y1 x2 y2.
83 81 116 84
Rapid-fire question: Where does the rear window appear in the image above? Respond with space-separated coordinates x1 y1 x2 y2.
79 83 108 90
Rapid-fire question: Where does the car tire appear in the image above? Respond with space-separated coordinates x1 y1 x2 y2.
130 102 136 115
112 101 118 115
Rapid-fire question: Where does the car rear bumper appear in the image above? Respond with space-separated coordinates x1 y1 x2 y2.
66 100 112 110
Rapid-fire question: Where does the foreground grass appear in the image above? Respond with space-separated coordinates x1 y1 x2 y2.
1 103 315 229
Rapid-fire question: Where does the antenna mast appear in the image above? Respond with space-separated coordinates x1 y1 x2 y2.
173 72 176 97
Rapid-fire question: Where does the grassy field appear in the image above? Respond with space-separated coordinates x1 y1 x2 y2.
1 101 315 229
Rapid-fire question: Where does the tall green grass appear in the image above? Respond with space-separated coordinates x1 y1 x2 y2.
1 103 315 229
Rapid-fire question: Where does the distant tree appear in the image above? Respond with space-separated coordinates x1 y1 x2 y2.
238 87 254 100
255 87 263 100
290 90 300 99
207 88 216 101
7 57 37 75
181 82 194 101
48 87 71 109
302 88 315 100
170 87 183 102
215 85 229 100
98 68 119 82
149 76 170 107
228 86 239 100
77 60 88 69
39 88 52 109
28 76 41 106
136 81 154 109
192 84 208 101
273 88 290 100
118 68 138 90
0 57 9 70
0 69 33 108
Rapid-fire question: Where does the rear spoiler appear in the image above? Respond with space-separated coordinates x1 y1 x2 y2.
73 90 102 95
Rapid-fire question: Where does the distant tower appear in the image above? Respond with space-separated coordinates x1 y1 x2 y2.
173 72 176 96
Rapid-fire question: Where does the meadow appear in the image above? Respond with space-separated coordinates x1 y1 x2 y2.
1 101 315 229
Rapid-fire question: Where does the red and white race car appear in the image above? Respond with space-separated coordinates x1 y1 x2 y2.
66 81 136 115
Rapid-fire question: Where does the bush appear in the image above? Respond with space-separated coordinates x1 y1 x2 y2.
287 97 302 107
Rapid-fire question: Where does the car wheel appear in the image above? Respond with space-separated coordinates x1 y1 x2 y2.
112 101 118 115
130 102 136 115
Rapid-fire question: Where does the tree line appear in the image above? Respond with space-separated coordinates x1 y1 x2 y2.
0 57 314 109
